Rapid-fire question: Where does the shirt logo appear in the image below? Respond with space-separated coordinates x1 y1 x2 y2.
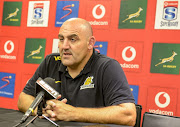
80 76 95 90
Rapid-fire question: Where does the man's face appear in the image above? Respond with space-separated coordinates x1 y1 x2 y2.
58 22 90 68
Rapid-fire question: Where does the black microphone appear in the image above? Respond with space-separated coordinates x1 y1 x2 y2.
19 77 60 124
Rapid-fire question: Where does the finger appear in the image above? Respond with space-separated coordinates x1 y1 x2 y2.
46 109 56 118
50 117 57 121
46 100 56 108
61 98 67 103
56 94 61 100
44 104 52 110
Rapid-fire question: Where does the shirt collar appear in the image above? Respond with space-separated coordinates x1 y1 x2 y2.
58 49 97 75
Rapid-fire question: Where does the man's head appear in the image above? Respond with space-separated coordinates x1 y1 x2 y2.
58 18 95 69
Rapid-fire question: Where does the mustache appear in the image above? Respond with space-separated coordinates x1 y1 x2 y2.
61 50 72 55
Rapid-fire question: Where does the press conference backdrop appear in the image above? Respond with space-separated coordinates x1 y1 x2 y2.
0 0 180 119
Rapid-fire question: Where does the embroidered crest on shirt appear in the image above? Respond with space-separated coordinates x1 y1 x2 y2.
80 76 95 90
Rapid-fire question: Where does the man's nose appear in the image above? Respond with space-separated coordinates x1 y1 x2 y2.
62 39 70 49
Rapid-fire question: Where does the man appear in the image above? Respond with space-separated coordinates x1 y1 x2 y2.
18 18 136 126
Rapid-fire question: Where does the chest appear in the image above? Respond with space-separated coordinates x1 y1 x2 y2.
57 71 104 107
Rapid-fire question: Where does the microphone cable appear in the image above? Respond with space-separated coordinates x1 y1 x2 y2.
12 122 22 127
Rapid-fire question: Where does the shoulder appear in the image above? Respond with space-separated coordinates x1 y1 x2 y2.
94 53 119 66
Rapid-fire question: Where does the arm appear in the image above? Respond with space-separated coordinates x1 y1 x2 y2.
44 100 136 126
17 92 37 115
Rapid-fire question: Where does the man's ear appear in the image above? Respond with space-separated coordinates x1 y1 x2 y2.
88 36 96 50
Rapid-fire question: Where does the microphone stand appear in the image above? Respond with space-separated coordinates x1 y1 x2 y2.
24 100 59 127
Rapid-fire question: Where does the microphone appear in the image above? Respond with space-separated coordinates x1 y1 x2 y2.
20 77 60 124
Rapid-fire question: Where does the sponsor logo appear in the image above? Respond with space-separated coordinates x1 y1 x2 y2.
27 45 43 58
80 76 95 90
33 3 44 19
2 1 22 26
86 1 112 29
92 4 106 19
155 0 179 29
118 0 147 29
24 38 46 64
27 1 50 27
161 1 178 27
155 92 170 108
60 4 74 20
0 76 11 89
147 87 177 116
55 1 79 27
4 8 19 21
4 40 14 54
129 85 139 104
116 42 143 72
122 7 143 23
163 1 178 21
0 72 16 98
150 43 180 74
0 38 18 62
122 46 136 62
94 41 108 55
155 51 177 67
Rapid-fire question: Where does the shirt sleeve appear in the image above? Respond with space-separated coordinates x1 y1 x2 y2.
102 59 135 106
22 55 50 97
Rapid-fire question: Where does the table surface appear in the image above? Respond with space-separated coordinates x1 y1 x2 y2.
0 108 132 127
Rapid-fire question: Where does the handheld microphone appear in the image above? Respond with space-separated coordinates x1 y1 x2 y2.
20 77 60 124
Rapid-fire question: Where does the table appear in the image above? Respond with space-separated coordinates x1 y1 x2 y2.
0 108 132 127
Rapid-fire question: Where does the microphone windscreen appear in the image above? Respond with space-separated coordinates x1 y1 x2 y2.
36 77 59 100
43 77 57 100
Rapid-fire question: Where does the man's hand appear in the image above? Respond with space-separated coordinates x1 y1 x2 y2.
41 98 136 126
42 98 77 121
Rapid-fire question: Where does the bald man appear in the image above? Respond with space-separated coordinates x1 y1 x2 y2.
18 18 136 126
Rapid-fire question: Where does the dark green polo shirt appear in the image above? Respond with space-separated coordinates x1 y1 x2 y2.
23 51 135 107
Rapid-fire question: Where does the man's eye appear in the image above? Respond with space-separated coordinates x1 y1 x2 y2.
59 39 64 42
71 38 76 42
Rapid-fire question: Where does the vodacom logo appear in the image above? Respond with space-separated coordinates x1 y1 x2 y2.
92 4 105 19
4 40 14 54
155 92 170 108
122 46 136 62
